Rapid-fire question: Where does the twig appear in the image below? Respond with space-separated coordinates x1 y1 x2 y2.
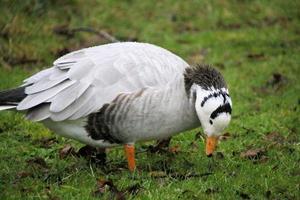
72 27 119 42
151 172 213 180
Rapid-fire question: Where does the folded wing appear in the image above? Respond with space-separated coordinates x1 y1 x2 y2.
17 42 188 121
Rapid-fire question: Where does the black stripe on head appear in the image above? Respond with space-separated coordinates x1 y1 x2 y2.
201 90 229 107
210 103 232 119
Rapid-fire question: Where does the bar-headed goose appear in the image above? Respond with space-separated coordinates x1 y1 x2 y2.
0 42 232 171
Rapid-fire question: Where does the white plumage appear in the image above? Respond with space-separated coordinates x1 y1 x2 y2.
18 42 188 122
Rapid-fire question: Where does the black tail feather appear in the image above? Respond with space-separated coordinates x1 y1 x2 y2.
0 86 27 106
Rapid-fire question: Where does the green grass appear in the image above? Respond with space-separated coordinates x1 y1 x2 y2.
0 0 299 199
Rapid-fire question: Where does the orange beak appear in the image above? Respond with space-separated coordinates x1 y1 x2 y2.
205 136 219 157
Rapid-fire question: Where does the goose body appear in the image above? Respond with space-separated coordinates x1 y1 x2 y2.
0 42 232 171
43 77 199 148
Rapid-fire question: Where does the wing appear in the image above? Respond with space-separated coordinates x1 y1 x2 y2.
17 42 188 121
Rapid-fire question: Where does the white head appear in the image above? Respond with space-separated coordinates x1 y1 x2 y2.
194 85 232 137
184 65 232 156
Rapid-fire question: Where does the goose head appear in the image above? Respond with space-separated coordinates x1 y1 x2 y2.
184 65 232 156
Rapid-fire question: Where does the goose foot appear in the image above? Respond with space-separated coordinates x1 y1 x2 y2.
124 144 136 172
148 138 175 153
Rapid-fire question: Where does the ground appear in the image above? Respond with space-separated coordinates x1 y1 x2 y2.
0 0 299 199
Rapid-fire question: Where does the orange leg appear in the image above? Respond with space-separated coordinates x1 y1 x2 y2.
124 144 136 172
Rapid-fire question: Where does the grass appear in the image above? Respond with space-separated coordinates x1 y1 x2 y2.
0 0 299 199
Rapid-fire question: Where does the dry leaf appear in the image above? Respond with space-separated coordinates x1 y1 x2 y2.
169 145 180 153
189 141 199 152
26 157 48 169
92 179 142 200
264 132 285 144
36 137 58 148
194 131 205 141
240 148 266 160
59 144 76 159
16 171 32 179
247 53 265 60
148 138 171 153
77 145 106 165
253 155 269 164
148 171 167 178
219 132 231 141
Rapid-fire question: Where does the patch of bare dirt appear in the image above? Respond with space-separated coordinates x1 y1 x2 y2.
26 157 48 169
253 72 288 94
240 148 268 163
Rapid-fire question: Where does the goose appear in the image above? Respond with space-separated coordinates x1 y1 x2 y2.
0 42 232 171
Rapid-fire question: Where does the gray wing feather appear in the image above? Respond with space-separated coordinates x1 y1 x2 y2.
68 93 96 119
18 80 76 110
49 81 84 112
49 67 68 80
25 74 68 94
67 59 94 80
26 104 51 121
54 50 85 66
22 67 55 86
51 86 95 121
70 98 96 120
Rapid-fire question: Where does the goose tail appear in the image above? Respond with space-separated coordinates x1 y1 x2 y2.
0 86 26 111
